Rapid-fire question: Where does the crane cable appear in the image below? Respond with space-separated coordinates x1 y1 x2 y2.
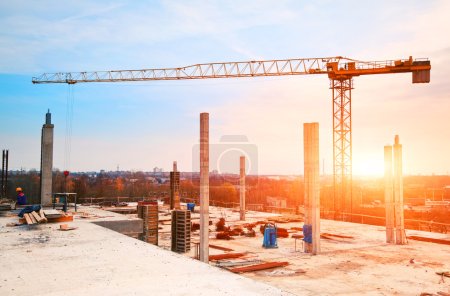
64 84 75 171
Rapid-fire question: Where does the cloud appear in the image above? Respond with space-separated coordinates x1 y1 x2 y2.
0 0 300 73
0 0 449 174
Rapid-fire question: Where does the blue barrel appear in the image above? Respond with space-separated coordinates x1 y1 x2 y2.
187 203 195 212
303 224 312 243
262 224 278 248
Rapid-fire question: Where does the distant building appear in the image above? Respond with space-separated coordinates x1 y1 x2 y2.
266 196 287 208
444 186 450 200
145 177 158 184
153 167 163 177
405 197 426 206
425 200 450 208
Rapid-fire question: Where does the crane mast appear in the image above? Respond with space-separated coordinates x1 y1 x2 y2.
32 56 431 221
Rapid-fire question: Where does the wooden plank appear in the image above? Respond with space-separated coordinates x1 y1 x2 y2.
31 211 43 223
39 209 48 223
229 261 289 273
31 213 38 224
23 213 33 225
209 252 246 261
321 232 354 239
408 236 450 246
217 259 262 268
209 244 234 252
59 224 77 231
28 213 37 224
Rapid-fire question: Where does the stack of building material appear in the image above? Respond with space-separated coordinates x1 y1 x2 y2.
137 202 158 245
43 209 62 218
19 209 73 224
23 209 47 225
0 199 15 212
171 210 191 253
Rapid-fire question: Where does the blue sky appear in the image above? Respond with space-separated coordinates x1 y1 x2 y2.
0 0 449 175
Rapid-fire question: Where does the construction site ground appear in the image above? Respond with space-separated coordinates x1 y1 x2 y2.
1 204 449 296
0 206 288 296
164 205 450 295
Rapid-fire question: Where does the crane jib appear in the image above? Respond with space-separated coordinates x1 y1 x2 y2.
31 57 430 84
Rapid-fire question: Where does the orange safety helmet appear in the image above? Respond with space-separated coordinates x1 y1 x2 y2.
16 187 23 192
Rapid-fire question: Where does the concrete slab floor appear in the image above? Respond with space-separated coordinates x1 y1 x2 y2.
1 205 449 295
0 207 290 296
158 206 450 296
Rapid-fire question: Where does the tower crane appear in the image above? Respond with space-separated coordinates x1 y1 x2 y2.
32 56 431 220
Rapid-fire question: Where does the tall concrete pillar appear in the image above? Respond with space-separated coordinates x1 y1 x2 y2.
1 149 9 198
40 110 54 206
170 161 180 209
384 145 395 243
239 156 246 221
199 113 209 263
174 161 180 209
393 135 407 244
303 122 320 254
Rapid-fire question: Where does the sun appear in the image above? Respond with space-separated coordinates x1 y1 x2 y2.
353 155 385 177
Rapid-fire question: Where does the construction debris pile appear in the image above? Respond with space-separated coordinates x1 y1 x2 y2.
207 247 290 274
22 209 47 224
214 218 261 240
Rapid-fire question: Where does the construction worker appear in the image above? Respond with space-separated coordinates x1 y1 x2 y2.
16 187 27 205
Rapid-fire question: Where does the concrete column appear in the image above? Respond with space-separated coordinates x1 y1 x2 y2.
303 122 320 254
170 161 180 209
199 113 209 263
1 150 8 198
173 161 180 209
239 156 246 221
384 145 395 243
40 110 54 206
393 135 407 244
303 147 311 254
